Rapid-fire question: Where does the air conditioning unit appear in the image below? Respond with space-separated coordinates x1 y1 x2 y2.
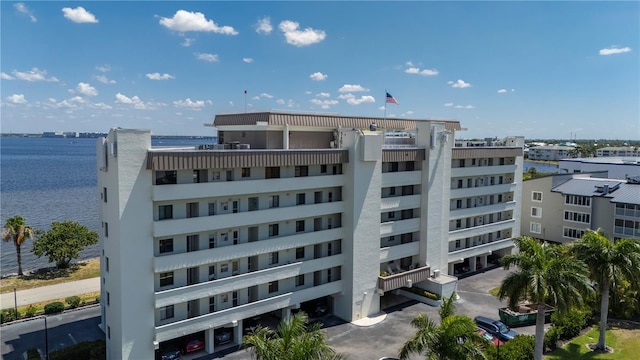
432 269 441 278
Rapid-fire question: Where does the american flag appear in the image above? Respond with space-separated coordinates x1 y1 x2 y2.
386 92 399 105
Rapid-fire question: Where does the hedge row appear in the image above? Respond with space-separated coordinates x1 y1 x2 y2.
0 296 100 324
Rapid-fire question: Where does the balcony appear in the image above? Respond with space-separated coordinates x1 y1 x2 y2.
448 219 516 242
449 201 516 220
451 164 517 178
450 183 516 199
377 265 431 293
381 171 422 188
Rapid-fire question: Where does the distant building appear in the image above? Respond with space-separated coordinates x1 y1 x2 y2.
527 145 576 161
97 111 524 359
596 146 639 157
559 157 640 180
42 131 66 138
521 173 640 244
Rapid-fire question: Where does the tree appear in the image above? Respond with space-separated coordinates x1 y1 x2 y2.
33 221 98 269
242 312 344 360
2 215 36 276
498 237 594 360
400 292 487 360
570 229 640 351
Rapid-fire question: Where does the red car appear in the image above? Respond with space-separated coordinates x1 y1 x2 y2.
478 328 504 346
183 337 204 353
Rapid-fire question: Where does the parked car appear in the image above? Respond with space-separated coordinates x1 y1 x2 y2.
474 316 518 341
183 336 204 353
158 344 182 360
243 316 262 335
214 327 233 345
313 301 328 317
478 328 504 346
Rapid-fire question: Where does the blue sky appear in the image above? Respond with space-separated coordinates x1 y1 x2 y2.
1 1 638 139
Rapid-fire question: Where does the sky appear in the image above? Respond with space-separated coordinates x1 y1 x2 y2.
1 1 639 139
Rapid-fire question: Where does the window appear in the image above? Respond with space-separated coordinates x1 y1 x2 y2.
296 274 305 287
159 239 173 253
295 166 309 177
104 222 109 238
161 305 174 320
266 167 280 179
155 171 177 185
268 280 279 293
106 257 109 272
186 202 199 218
209 297 216 313
320 164 327 173
222 293 229 303
208 202 217 216
160 272 174 287
209 234 216 249
389 187 396 196
456 219 462 229
159 205 173 220
565 195 591 206
296 193 306 205
530 222 542 234
563 227 585 239
455 240 461 249
212 171 221 181
270 251 279 265
107 292 110 306
248 197 259 211
226 170 234 181
221 263 229 272
456 199 462 209
296 247 305 259
242 168 251 178
209 266 216 280
564 211 591 223
269 224 279 237
103 187 107 203
296 220 305 232
187 235 199 252
269 195 279 208
108 326 111 339
532 191 543 202
314 191 323 204
531 207 542 218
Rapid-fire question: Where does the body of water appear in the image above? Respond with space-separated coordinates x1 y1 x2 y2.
0 137 212 275
523 160 559 174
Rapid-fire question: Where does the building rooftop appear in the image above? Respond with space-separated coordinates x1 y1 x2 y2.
560 157 640 165
551 177 640 204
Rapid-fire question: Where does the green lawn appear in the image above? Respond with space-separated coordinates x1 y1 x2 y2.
546 325 640 359
0 258 100 293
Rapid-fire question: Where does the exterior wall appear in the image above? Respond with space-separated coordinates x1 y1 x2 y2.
591 197 615 238
521 176 566 242
289 131 333 149
558 159 640 179
528 146 575 161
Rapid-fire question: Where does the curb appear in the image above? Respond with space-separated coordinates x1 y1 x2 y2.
0 303 100 327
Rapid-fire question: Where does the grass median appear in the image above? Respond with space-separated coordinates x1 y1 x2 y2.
0 258 100 293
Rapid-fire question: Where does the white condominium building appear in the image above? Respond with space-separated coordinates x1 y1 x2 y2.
97 111 524 359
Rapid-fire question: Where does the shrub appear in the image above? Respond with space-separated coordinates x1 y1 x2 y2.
403 286 441 300
44 301 65 314
66 296 81 308
0 308 20 324
95 295 100 303
25 305 37 318
551 307 590 340
26 348 40 360
544 326 560 352
50 340 106 360
497 335 534 360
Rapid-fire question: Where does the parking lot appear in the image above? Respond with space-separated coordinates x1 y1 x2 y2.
195 267 542 360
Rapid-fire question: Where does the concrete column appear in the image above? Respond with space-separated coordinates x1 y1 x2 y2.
234 322 242 345
283 124 289 149
448 263 455 275
481 255 488 269
282 307 292 321
205 328 215 354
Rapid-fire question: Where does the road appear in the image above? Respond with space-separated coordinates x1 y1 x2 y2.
1 306 103 360
1 277 101 310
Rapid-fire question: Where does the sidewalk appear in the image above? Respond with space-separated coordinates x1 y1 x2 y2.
0 277 100 309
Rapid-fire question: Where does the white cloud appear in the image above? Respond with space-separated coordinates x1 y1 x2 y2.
92 102 112 109
465 105 474 109
182 37 195 47
449 79 472 88
260 93 273 99
95 65 110 72
173 98 205 109
252 96 260 100
309 72 328 81
115 92 146 109
1 72 14 80
311 99 339 109
276 99 285 105
599 46 631 56
62 6 98 23
146 73 175 80
497 89 507 93
405 67 439 76
443 102 454 107
5 68 59 82
278 20 326 47
338 93 375 105
256 17 273 34
405 61 415 67
15 3 37 22
77 82 98 96
455 105 464 109
406 111 414 115
95 74 116 84
159 10 238 34
511 89 515 92
317 92 330 98
6 94 27 104
243 58 253 63
195 53 219 62
338 84 369 93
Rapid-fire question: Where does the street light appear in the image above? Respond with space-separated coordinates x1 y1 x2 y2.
42 315 49 360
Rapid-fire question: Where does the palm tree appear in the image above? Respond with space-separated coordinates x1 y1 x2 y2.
2 215 36 276
242 312 343 360
570 229 640 351
498 237 594 360
400 292 487 360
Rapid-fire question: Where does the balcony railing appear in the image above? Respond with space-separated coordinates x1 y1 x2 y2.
377 265 431 293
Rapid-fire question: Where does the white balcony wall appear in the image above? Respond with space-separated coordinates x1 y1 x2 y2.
449 201 516 220
380 218 421 237
448 219 516 241
450 183 516 199
155 254 344 308
380 194 421 212
153 201 343 238
448 238 514 262
155 281 343 342
381 171 422 187
450 164 517 178
379 242 420 263
154 228 344 272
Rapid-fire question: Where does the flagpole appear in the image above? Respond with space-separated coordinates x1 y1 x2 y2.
383 89 387 120
244 90 247 113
